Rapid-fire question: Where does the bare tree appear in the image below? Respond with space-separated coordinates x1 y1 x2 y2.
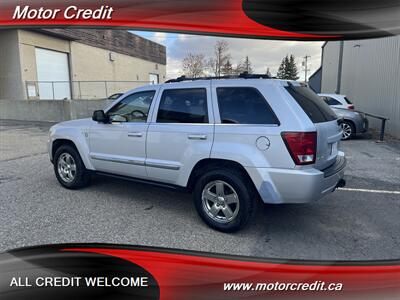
208 41 231 76
182 53 206 78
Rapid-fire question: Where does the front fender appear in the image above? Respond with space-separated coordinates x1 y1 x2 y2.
49 126 94 170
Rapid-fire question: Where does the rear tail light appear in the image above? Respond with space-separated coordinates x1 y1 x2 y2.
281 132 317 165
348 105 355 109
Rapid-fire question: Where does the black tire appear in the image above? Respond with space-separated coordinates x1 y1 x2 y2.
53 144 91 189
193 168 256 232
341 120 355 140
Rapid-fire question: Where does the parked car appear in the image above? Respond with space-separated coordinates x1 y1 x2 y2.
319 96 368 140
48 77 346 232
318 93 354 110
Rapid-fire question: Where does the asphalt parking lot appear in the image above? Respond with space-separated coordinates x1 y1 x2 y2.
1 119 399 260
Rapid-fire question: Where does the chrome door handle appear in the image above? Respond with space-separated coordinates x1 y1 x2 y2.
128 132 143 137
188 134 207 140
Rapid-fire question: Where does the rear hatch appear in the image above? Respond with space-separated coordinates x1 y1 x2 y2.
285 84 342 170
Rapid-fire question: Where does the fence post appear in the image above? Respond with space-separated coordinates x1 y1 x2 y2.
104 81 108 98
25 81 29 100
379 119 386 142
52 82 55 100
78 81 82 99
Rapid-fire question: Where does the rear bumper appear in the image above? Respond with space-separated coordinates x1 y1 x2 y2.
246 152 346 204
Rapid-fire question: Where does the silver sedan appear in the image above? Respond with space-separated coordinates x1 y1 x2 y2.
332 107 369 140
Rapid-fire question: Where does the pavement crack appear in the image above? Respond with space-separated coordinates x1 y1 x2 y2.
0 175 22 184
0 152 47 163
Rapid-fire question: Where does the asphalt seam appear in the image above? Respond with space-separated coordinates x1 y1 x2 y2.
0 152 48 163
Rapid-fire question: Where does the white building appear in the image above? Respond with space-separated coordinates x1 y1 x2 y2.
320 36 400 138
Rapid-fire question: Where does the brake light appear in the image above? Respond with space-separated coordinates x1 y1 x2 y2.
348 105 354 109
281 132 317 165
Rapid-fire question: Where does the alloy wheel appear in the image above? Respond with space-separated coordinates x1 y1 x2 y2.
57 153 77 183
201 180 240 223
341 123 352 140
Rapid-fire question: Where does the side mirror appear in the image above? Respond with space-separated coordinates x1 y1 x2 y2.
92 110 109 123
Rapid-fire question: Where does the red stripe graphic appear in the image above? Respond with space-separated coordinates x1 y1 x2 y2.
0 0 336 40
64 247 400 300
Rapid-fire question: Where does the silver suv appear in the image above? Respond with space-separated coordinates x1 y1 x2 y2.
48 75 346 232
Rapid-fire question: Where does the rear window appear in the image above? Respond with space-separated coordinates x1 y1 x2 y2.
216 87 279 125
285 86 337 123
344 96 352 104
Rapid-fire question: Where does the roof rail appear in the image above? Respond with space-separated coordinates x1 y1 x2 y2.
165 72 274 83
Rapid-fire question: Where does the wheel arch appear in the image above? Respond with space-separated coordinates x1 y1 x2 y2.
52 138 93 170
186 158 259 196
343 118 355 128
52 139 78 158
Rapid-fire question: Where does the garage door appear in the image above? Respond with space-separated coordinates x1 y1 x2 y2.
35 48 71 100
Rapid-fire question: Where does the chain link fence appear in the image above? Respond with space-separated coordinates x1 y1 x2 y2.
25 80 153 100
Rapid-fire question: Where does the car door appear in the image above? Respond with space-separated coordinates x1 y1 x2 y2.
146 82 214 186
210 82 284 169
89 89 157 178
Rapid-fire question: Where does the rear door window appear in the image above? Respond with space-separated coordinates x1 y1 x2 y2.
285 86 337 123
157 88 208 123
216 87 279 125
323 97 342 106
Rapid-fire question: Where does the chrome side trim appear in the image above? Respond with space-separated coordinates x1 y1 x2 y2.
90 154 145 166
90 154 180 170
145 161 180 170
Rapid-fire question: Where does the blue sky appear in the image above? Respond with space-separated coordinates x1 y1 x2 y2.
131 31 324 80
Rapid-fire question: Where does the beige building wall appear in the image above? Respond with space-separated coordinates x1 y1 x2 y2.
5 29 166 100
0 30 24 99
69 42 166 98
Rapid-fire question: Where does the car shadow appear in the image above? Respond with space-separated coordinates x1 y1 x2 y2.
88 174 195 212
88 174 331 236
